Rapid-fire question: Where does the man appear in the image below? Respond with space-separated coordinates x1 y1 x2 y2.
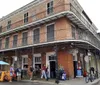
16 66 21 81
29 66 33 80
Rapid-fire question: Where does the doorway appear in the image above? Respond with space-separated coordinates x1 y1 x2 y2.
73 61 77 78
50 61 56 78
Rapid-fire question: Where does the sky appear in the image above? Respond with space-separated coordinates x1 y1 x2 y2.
0 0 100 31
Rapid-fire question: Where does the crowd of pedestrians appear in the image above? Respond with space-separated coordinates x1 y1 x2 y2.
3 64 67 82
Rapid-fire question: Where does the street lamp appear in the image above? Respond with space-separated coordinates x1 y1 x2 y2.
54 45 59 84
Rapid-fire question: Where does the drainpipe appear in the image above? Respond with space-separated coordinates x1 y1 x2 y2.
32 47 34 80
54 45 59 84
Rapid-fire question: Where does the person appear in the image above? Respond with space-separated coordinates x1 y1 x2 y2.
9 65 14 82
16 67 21 81
41 64 47 80
62 71 67 80
29 66 33 80
45 66 49 81
83 69 88 83
90 67 95 74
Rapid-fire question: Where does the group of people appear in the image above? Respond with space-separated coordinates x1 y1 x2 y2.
29 64 49 81
7 64 67 82
8 65 21 82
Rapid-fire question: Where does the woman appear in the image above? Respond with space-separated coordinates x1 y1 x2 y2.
41 64 47 79
9 65 14 82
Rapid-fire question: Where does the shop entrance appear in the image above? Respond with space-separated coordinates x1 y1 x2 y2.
50 61 56 78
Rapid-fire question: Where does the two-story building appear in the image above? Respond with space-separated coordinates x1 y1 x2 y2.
0 0 100 79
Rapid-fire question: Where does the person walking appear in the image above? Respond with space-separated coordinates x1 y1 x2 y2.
41 64 47 80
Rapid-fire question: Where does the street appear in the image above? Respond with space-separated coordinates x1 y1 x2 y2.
0 81 53 85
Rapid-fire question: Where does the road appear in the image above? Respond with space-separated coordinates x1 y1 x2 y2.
0 81 54 85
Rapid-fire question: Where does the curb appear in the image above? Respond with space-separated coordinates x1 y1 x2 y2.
22 78 100 85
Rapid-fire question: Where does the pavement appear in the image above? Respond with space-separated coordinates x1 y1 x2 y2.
0 78 100 85
28 77 100 85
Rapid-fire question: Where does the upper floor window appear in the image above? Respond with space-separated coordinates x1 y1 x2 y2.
24 12 28 24
0 39 2 49
0 26 2 33
5 37 9 49
13 35 18 47
47 24 54 42
7 20 11 30
22 32 28 46
47 1 53 14
33 28 40 44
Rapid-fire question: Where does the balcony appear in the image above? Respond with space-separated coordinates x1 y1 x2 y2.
0 0 100 51
0 28 100 52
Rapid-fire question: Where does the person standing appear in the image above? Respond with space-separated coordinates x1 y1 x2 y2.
41 64 47 79
16 67 21 81
29 66 33 80
10 65 14 82
45 66 49 81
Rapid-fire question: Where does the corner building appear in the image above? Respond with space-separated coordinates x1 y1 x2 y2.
0 0 100 79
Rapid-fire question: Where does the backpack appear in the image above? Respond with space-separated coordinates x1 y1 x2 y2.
16 68 21 73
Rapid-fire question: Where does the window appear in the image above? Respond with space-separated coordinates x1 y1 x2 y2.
0 26 2 33
35 57 41 63
22 56 28 69
47 1 53 14
49 55 56 61
33 28 40 44
13 35 18 47
22 32 28 46
24 12 28 23
47 24 54 42
5 37 9 49
7 20 11 30
0 39 2 49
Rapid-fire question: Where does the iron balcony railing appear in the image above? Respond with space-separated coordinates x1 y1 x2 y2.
0 28 99 51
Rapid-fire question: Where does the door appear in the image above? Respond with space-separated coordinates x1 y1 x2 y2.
50 61 56 78
73 61 77 78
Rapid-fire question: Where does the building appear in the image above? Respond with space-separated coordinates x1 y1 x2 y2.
0 0 100 79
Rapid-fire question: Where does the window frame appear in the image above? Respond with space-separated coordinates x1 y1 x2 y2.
46 23 55 42
24 12 28 24
5 36 9 49
33 28 40 44
7 20 11 30
0 26 2 33
47 0 54 15
13 34 18 47
22 31 28 46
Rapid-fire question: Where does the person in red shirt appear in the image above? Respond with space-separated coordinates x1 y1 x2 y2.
41 64 47 79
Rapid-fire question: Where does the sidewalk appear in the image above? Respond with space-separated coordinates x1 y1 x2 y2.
30 78 100 85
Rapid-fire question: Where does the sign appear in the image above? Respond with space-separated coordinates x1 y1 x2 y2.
84 56 89 63
14 57 17 61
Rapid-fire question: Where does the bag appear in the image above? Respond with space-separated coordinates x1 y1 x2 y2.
13 73 16 77
83 71 87 77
